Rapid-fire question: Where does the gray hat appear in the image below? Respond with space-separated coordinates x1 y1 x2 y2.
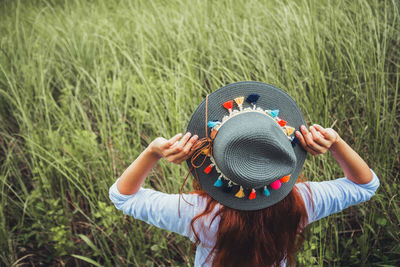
186 81 306 211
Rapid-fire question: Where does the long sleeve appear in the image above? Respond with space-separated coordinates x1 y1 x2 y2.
109 179 204 240
296 169 380 224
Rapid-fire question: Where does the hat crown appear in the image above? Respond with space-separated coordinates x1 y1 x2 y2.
213 112 296 189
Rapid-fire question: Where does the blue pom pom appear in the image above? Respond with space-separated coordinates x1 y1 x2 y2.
246 94 260 105
214 177 223 187
222 184 232 192
270 109 279 118
263 187 270 196
291 136 299 147
207 120 219 128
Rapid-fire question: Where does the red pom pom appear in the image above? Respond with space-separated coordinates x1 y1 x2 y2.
204 164 213 174
249 189 256 200
222 100 233 111
270 180 282 190
278 119 287 127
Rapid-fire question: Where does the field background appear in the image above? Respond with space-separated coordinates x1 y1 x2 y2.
0 0 399 266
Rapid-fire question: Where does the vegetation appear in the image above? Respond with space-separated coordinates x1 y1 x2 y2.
0 0 399 265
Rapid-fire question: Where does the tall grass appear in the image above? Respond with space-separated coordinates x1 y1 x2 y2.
0 0 399 265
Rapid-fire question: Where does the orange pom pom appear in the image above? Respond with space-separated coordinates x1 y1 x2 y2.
280 175 290 183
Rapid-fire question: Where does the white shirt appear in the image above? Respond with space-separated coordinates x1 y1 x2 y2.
109 170 379 266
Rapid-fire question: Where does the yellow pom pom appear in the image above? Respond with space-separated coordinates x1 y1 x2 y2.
235 186 245 198
285 126 295 136
202 148 209 155
234 96 244 106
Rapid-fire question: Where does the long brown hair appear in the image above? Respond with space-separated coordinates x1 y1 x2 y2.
189 178 310 267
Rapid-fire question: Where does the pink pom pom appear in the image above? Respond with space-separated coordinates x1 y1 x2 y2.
270 180 282 190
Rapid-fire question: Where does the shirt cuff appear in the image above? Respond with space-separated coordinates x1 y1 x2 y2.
109 178 142 203
346 169 380 192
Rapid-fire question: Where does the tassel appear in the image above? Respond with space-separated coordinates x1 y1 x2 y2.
270 180 282 190
207 120 220 129
270 109 279 118
291 136 299 147
246 94 260 105
222 100 233 113
280 175 290 183
235 186 245 198
222 181 233 192
210 129 218 140
204 163 214 174
277 119 287 127
214 176 223 187
249 188 256 200
263 186 270 196
285 126 295 136
234 96 245 110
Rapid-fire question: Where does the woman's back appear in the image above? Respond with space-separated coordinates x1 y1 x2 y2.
109 171 379 266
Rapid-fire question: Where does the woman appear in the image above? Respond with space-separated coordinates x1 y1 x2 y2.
109 82 379 266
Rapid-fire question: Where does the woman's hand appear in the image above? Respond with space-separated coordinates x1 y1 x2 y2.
117 132 199 194
149 132 199 164
295 124 340 156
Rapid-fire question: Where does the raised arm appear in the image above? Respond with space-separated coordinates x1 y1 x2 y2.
294 124 378 223
295 124 373 184
110 132 201 238
117 132 198 195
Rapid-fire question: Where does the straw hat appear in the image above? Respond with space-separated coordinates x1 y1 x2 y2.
186 81 306 211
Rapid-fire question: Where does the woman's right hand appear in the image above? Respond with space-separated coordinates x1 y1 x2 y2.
295 124 340 156
149 132 199 164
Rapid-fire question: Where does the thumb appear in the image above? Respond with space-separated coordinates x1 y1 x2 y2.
324 128 339 142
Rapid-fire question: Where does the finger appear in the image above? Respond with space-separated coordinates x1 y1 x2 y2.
170 135 199 162
163 133 183 148
312 124 327 135
300 125 325 153
295 130 308 149
313 124 337 142
165 132 192 156
182 135 198 156
295 131 318 156
309 125 331 147
174 132 192 149
167 152 187 164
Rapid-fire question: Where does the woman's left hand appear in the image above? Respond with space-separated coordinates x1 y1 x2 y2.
150 132 199 164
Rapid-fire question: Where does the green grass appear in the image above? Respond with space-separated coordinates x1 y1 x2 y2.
0 0 399 265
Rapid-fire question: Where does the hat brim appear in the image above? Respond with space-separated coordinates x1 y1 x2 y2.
186 81 307 211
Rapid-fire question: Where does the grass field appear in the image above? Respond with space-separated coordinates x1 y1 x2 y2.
0 0 399 266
